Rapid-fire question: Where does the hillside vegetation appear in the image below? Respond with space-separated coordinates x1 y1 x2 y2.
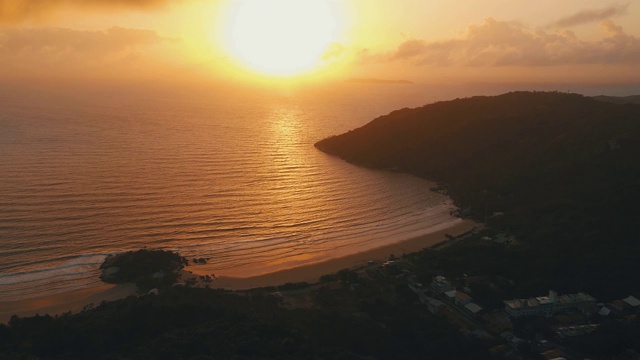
316 91 640 298
0 286 491 359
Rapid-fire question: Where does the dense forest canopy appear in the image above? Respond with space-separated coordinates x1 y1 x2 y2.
316 92 640 298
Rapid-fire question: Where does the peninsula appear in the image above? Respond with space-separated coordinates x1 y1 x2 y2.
316 91 640 300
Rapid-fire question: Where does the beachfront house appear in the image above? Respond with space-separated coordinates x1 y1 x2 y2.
504 290 596 318
464 302 483 315
430 276 454 294
455 292 472 306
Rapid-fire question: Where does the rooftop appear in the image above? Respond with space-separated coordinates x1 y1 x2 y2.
456 292 471 301
465 302 483 314
505 291 595 309
623 295 640 307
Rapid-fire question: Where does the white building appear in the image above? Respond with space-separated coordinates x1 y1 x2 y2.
421 296 445 315
622 295 640 308
504 290 596 318
430 276 454 294
465 302 483 315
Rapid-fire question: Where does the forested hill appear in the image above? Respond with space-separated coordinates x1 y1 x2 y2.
316 92 640 296
316 92 640 181
594 94 640 105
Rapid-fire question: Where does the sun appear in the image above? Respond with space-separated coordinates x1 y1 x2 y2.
220 0 343 76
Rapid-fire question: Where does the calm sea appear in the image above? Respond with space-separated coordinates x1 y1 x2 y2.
2 81 635 302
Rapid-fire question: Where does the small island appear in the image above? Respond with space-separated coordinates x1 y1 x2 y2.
100 249 188 289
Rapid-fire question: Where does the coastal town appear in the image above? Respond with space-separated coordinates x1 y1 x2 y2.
93 228 640 360
4 226 638 359
227 229 640 360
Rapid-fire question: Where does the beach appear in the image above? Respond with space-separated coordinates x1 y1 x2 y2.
189 219 477 290
0 219 476 323
0 283 138 324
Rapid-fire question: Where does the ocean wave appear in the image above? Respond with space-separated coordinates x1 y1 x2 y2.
0 254 106 285
0 254 110 301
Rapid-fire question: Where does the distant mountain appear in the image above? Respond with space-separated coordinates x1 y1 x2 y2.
593 94 640 104
316 92 640 297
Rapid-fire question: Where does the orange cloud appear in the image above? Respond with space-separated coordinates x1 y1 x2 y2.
551 3 629 28
378 18 640 67
0 0 181 23
0 26 176 78
1 26 167 52
321 42 345 61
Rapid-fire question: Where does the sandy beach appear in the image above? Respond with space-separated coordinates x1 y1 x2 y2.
190 219 477 290
1 218 476 323
0 283 138 324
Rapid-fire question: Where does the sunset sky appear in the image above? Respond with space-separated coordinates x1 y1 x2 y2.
1 0 639 85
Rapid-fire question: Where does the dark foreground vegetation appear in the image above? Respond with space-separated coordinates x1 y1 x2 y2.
316 91 640 301
0 285 491 360
2 242 639 359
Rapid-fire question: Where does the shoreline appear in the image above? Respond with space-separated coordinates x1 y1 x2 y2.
0 283 138 324
0 218 476 323
190 219 477 290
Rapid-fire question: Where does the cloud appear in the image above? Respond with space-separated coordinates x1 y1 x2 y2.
0 0 179 23
393 39 429 60
376 18 640 67
1 26 167 53
552 3 629 28
0 26 176 77
321 42 345 61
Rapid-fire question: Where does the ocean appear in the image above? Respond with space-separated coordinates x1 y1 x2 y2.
1 81 636 302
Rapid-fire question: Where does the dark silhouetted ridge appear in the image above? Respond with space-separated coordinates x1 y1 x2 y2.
316 91 640 297
593 94 640 105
